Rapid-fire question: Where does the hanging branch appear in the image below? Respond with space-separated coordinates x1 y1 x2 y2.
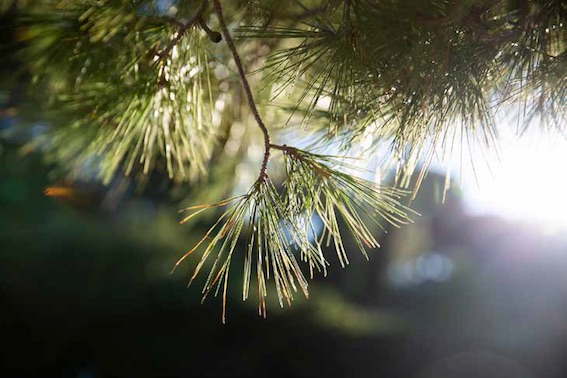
212 0 272 183
167 0 416 321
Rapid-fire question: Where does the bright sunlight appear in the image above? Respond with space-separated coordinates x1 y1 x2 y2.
462 126 567 234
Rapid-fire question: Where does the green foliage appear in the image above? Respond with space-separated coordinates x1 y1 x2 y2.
242 0 565 179
280 147 413 266
3 0 566 317
174 148 413 321
16 1 216 183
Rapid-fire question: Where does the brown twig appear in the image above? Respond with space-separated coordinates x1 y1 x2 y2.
212 0 271 183
269 143 292 153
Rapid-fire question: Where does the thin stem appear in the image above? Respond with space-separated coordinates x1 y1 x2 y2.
342 0 351 32
269 143 291 153
212 0 271 182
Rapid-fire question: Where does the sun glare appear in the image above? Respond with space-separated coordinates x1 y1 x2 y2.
462 127 567 233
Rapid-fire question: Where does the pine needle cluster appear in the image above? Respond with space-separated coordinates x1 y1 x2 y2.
16 0 216 183
240 0 566 187
174 147 413 322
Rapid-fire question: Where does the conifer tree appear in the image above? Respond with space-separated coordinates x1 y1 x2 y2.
2 0 565 320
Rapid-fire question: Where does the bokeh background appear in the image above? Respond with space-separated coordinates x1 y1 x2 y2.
2 5 567 378
3 126 567 378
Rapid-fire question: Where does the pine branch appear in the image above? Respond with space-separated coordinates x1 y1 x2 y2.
175 146 414 321
212 0 271 182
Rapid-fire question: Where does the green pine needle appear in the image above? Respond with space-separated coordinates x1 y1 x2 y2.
175 146 415 321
